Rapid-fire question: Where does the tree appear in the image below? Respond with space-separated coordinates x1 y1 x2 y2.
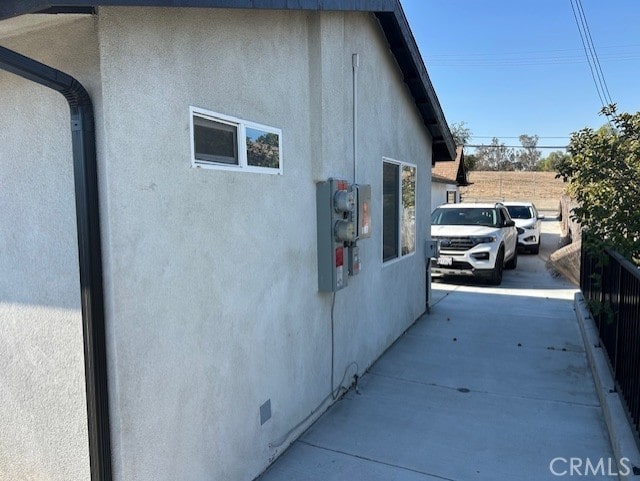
246 133 280 168
449 121 471 146
537 151 570 172
515 134 541 171
474 137 515 171
449 121 478 171
464 153 478 171
556 105 640 263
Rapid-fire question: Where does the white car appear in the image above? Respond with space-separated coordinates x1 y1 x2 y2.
503 202 544 254
430 203 518 285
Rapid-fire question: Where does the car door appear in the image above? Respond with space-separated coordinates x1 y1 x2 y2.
500 207 517 258
532 204 542 236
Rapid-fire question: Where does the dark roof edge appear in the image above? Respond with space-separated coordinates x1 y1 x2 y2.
456 148 471 186
0 0 455 161
382 3 455 162
0 1 396 21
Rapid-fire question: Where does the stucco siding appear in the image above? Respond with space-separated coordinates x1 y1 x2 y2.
97 8 434 481
95 8 319 481
0 16 100 481
1 7 435 481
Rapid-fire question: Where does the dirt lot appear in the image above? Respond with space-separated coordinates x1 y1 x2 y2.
460 171 566 211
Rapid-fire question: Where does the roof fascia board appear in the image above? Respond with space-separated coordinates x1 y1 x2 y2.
37 7 96 14
388 7 455 161
1 0 396 18
372 8 454 161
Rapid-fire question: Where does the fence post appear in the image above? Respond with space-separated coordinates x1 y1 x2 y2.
612 254 620 380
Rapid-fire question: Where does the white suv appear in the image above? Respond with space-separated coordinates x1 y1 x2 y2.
430 203 518 285
503 201 544 254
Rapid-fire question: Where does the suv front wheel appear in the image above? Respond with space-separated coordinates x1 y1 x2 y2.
488 247 504 285
505 246 518 270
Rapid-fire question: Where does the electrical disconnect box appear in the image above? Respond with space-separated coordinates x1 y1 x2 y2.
316 179 371 292
425 239 439 259
356 184 371 239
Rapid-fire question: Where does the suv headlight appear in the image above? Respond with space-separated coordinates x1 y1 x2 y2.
470 235 497 245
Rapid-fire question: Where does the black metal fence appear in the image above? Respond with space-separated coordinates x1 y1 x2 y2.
580 236 640 438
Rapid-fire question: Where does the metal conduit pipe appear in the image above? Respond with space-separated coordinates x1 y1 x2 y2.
352 52 359 184
0 45 112 481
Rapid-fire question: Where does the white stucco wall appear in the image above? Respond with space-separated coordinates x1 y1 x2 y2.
0 16 99 481
1 7 436 481
95 8 434 481
431 180 458 211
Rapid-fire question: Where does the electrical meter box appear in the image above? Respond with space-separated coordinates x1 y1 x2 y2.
316 179 355 292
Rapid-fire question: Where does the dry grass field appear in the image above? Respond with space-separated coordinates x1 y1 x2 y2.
459 171 567 211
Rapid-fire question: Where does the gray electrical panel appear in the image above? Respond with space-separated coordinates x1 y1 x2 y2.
316 179 355 292
317 179 373 292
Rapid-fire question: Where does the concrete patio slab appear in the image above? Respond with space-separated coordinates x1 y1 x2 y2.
257 221 617 481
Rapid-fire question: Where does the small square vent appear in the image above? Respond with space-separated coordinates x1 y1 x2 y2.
260 399 271 425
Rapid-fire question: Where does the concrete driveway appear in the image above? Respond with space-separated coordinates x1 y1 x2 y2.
257 220 616 480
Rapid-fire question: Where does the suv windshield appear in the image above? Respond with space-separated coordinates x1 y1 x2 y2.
432 207 498 227
506 205 533 219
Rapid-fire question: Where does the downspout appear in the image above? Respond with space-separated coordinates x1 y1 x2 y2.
0 46 112 481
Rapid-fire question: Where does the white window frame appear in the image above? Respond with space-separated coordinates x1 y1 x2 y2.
190 106 283 175
382 157 417 265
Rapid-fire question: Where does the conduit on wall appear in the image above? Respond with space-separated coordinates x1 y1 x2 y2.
0 45 112 481
352 52 359 184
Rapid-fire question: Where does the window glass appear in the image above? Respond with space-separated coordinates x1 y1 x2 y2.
246 127 280 169
431 207 497 227
383 162 399 262
401 165 416 255
193 115 238 165
446 191 456 203
500 208 511 225
191 107 282 174
506 205 533 219
383 159 417 262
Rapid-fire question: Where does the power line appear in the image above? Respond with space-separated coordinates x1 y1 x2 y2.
466 145 568 149
576 0 614 105
470 136 570 140
570 0 606 108
427 44 640 68
428 53 640 68
426 43 640 60
570 0 614 112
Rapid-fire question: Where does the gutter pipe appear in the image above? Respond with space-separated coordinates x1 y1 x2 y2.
0 45 112 481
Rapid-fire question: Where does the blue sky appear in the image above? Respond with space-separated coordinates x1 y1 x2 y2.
400 0 640 151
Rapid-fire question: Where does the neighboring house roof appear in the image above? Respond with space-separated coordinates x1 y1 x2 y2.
0 0 456 162
431 146 471 186
431 173 453 184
